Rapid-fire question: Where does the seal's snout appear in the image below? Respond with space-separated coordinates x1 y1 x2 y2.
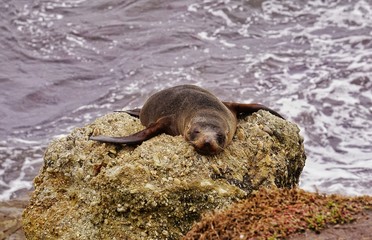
203 139 211 147
192 136 223 155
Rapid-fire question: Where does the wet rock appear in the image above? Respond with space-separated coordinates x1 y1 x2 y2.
22 110 306 240
0 198 28 239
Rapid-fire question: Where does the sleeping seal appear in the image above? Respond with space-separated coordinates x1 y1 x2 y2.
90 85 284 155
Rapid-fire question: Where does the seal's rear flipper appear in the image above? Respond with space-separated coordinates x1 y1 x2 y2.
89 116 171 145
114 108 141 118
223 102 284 119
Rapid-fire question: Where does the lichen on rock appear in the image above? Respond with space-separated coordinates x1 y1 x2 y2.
22 110 306 239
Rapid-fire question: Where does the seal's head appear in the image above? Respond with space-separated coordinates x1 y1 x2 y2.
185 120 228 155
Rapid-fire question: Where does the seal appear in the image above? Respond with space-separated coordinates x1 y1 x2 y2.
90 85 284 155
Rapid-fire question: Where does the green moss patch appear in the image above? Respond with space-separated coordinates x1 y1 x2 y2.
184 188 372 239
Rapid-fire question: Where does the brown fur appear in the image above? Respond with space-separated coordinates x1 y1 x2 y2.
90 85 283 155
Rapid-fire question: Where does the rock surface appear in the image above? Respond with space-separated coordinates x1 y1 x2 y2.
22 110 305 239
0 198 28 240
288 211 372 240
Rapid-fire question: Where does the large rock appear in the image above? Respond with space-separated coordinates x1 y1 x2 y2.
22 110 306 239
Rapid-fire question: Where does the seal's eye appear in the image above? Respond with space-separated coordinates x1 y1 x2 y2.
216 133 225 145
189 129 200 141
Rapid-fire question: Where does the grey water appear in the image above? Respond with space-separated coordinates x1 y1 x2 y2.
1 0 371 200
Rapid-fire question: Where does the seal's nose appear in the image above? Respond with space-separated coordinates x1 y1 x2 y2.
203 140 211 147
200 139 215 153
193 136 222 155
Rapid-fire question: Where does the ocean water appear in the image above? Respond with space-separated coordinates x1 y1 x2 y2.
0 0 371 200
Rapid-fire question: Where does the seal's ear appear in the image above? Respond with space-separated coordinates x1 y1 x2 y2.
222 102 284 119
90 116 172 145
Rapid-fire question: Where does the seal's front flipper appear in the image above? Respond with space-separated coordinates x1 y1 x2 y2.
114 108 142 118
89 116 171 145
223 102 284 119
89 135 143 145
